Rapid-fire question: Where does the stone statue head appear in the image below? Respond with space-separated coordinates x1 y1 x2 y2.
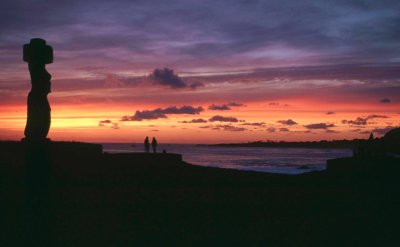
23 38 53 64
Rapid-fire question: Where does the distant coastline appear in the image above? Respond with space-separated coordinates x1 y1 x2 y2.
206 128 400 154
203 139 364 149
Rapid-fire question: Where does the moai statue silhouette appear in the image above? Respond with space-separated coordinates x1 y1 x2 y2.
23 38 53 140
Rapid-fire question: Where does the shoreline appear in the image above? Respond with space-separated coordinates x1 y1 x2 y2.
101 142 352 174
1 140 399 245
202 141 358 149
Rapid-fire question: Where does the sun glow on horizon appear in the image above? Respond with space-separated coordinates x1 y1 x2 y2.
1 95 399 143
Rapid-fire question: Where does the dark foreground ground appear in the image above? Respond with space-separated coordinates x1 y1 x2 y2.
0 141 399 246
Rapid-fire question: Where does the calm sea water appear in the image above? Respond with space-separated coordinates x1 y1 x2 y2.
101 143 352 174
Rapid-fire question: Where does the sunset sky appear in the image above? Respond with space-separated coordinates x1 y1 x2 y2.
0 0 399 143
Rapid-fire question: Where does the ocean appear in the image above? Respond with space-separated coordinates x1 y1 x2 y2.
101 143 352 174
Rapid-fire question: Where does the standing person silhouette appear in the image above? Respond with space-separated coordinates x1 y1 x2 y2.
144 136 150 153
151 137 158 153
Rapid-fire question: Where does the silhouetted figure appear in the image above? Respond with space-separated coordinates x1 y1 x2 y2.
368 133 375 141
22 39 53 244
23 38 53 141
144 136 150 153
151 137 158 153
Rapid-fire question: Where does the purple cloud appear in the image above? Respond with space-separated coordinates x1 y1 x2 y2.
208 102 244 110
180 118 207 123
99 120 112 124
149 68 203 89
150 68 186 88
209 115 239 122
326 129 340 133
342 117 368 126
242 122 266 126
342 115 388 126
189 81 205 89
227 102 245 107
379 98 391 103
304 123 335 130
98 120 119 129
208 104 231 110
122 106 204 121
277 119 297 126
213 124 246 132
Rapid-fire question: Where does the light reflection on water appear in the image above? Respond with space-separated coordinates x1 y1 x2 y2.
102 143 352 174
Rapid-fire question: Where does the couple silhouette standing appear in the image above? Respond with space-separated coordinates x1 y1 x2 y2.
144 136 158 153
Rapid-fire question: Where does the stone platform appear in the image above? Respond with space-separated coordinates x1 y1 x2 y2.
0 141 182 168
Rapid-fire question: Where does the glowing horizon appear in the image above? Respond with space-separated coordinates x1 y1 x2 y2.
1 64 399 143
